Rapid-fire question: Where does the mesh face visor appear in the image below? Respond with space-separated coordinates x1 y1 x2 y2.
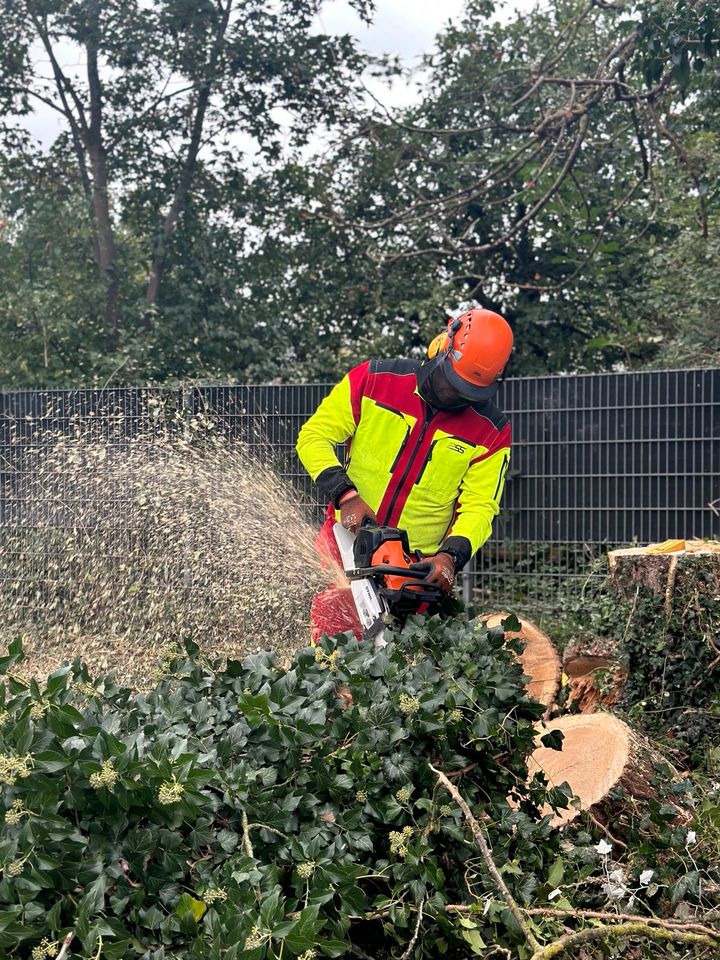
441 357 501 404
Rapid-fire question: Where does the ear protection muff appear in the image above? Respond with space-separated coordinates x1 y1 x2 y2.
427 332 449 359
427 315 464 360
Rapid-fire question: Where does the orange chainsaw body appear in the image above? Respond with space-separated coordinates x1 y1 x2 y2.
370 537 425 594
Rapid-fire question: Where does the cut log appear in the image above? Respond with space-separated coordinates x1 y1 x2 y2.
480 612 560 717
526 713 684 829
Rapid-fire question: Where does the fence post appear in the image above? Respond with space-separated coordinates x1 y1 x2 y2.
180 384 193 594
461 557 474 617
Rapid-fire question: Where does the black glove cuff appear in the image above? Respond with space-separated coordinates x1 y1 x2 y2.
316 466 356 508
438 536 472 572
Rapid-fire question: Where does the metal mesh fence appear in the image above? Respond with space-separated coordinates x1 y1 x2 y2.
1 368 718 617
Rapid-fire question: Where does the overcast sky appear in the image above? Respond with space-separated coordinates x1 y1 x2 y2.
22 0 539 147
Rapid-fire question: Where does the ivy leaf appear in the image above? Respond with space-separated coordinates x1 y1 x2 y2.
281 905 324 952
237 692 275 726
78 875 107 923
670 870 700 904
46 704 84 739
175 894 207 922
547 858 564 888
540 729 564 751
461 927 487 954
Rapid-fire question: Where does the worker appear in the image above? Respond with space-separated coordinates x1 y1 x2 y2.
296 308 513 640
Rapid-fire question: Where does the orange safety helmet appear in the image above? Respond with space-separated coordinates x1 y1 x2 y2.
426 308 513 402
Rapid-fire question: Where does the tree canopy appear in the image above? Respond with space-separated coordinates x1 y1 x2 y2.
0 0 718 386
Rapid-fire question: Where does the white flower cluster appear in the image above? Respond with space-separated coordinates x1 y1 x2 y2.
203 886 228 905
157 777 185 805
31 937 59 960
0 753 33 786
396 785 412 805
398 693 420 716
89 759 119 791
4 799 29 826
389 825 414 859
297 861 316 880
29 699 49 721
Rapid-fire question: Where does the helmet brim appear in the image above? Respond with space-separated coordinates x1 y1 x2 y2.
442 360 500 403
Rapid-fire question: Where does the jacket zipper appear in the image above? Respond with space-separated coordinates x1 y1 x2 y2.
493 452 510 500
383 405 435 523
413 439 437 486
389 423 411 473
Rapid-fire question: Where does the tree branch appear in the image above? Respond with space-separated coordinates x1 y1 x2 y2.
529 920 718 960
523 907 720 940
27 15 93 203
429 763 541 952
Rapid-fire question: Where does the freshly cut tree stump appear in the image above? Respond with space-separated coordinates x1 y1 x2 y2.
526 713 683 829
608 541 720 612
562 653 628 712
480 612 560 717
606 541 720 746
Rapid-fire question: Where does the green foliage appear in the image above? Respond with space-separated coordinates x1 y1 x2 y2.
635 0 720 89
0 616 571 958
0 0 372 384
0 614 717 958
622 584 720 755
1 0 720 383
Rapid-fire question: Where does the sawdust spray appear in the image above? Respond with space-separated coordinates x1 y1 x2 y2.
0 416 345 684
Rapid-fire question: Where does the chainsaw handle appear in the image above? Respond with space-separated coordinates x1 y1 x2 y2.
346 565 429 581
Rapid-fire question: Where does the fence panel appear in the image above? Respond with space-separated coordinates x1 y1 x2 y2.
1 368 718 616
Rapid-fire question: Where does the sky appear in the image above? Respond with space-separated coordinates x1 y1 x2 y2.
22 0 539 148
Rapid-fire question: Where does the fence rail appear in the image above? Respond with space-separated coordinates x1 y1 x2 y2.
1 368 718 616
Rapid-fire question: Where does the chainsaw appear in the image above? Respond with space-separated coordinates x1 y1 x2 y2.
333 521 444 643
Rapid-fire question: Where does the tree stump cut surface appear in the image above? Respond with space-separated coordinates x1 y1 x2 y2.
608 541 720 607
527 713 679 828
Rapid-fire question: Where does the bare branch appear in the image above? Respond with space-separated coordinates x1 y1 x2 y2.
26 13 93 202
529 920 717 960
105 80 196 152
429 763 541 952
31 10 89 138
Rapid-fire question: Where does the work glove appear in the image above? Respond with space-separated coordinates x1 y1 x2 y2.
338 489 377 534
409 551 456 593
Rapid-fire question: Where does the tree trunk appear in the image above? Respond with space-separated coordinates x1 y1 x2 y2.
480 612 561 717
608 541 720 612
145 0 233 310
605 540 720 747
85 0 121 338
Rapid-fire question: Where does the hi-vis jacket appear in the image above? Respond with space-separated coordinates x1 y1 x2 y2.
296 359 511 569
